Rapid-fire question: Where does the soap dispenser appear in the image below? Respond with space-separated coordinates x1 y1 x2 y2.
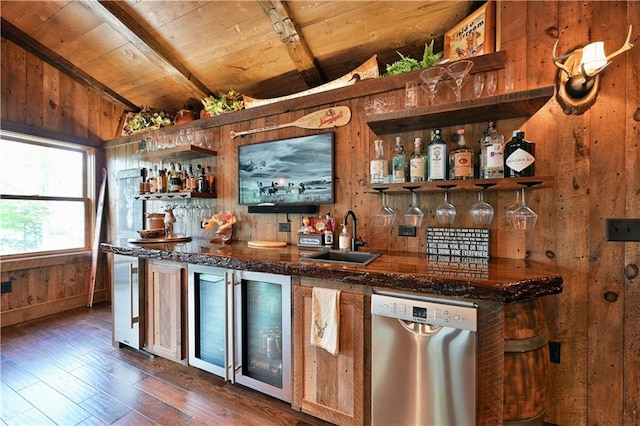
339 224 350 251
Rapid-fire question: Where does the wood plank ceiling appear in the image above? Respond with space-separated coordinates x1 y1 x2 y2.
0 0 474 113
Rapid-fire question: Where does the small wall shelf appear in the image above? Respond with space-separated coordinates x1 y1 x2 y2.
136 145 217 163
367 176 553 194
365 86 555 135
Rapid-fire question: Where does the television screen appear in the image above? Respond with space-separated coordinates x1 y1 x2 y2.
238 132 334 205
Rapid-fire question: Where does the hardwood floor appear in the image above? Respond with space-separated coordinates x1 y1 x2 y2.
0 304 332 426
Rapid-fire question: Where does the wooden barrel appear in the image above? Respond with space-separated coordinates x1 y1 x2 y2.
503 298 550 425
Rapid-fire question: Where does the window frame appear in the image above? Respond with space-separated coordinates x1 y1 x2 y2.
0 130 96 259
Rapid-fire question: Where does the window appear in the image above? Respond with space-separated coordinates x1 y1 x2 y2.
0 130 95 256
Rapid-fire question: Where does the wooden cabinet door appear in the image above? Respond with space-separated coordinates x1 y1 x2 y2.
293 284 370 425
146 260 185 362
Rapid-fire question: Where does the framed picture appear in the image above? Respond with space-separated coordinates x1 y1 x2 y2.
444 1 495 61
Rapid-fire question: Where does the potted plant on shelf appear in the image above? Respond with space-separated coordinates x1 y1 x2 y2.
383 40 445 76
200 89 245 118
122 108 173 135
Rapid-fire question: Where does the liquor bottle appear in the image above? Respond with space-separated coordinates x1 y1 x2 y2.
392 136 406 183
149 165 158 194
196 164 209 193
206 166 215 193
504 130 536 177
427 129 447 181
449 129 474 180
158 163 167 193
370 139 388 184
409 137 426 182
168 162 181 192
480 121 505 178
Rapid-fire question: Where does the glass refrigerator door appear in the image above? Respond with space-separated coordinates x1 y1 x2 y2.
234 271 292 403
188 268 229 377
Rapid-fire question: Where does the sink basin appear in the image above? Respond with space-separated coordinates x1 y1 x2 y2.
301 250 381 266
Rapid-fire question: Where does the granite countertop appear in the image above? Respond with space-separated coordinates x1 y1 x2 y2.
101 238 563 303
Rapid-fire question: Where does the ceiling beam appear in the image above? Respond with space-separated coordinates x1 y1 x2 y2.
0 17 138 112
80 0 215 100
257 0 324 88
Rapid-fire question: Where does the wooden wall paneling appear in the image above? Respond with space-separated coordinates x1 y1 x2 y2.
587 2 628 424
6 39 27 124
73 84 89 141
1 38 8 120
42 62 60 131
59 72 75 135
25 50 44 128
623 4 640 424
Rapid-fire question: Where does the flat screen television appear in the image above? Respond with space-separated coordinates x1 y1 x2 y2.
238 132 334 206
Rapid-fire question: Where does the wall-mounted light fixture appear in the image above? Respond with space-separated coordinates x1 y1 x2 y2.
552 25 634 115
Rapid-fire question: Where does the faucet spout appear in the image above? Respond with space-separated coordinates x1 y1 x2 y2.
343 210 362 251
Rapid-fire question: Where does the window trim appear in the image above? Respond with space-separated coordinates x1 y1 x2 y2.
0 130 96 258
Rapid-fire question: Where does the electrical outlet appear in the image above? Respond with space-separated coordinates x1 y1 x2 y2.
278 222 291 232
605 219 640 242
1 281 12 294
549 341 561 364
398 225 417 237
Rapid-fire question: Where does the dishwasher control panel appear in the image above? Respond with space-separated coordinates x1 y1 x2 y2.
371 294 477 331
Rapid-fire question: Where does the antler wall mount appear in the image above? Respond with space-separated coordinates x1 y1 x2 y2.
552 25 635 115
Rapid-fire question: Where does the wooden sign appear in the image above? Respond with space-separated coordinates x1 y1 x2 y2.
426 227 490 259
444 1 495 61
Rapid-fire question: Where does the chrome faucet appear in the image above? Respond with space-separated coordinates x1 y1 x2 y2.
343 210 365 251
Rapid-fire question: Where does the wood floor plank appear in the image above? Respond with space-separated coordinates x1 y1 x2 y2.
0 360 40 391
69 363 193 425
3 406 57 425
17 381 92 425
79 391 132 424
1 303 332 426
136 375 258 425
0 381 33 420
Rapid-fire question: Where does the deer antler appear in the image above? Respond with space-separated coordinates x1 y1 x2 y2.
552 39 576 76
606 25 634 62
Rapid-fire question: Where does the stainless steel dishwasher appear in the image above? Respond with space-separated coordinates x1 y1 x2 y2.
371 292 478 426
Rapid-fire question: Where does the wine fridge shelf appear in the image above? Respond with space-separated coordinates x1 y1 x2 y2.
136 145 217 163
365 86 555 134
366 176 554 194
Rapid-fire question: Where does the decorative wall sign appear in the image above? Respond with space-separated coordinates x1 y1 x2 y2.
444 1 495 61
426 227 490 259
426 255 489 280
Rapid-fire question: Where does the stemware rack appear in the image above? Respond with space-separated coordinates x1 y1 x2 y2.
367 176 553 195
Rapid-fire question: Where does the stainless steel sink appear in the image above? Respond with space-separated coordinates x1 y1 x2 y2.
300 249 381 266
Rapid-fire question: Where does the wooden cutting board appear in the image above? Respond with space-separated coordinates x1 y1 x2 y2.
248 240 287 248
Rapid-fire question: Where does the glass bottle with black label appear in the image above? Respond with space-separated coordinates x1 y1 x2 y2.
505 130 536 177
427 129 447 181
449 129 474 180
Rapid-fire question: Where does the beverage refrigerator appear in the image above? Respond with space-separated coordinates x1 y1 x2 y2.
187 264 292 402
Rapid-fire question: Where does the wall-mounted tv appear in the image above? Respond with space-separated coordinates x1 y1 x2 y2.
238 132 334 206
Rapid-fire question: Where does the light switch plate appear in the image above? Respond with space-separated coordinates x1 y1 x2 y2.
605 219 640 242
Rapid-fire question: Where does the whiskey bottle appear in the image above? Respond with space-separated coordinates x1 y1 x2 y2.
505 131 536 177
449 129 474 180
370 139 388 184
427 129 447 181
480 121 505 178
392 136 407 183
409 137 426 182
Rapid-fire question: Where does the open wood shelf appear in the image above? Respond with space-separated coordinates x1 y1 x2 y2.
367 176 554 194
136 145 217 163
134 191 215 201
365 86 555 134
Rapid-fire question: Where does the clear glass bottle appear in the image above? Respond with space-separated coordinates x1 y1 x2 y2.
370 139 388 184
427 129 447 181
449 129 474 180
481 121 505 178
339 224 350 251
392 136 406 183
504 130 536 177
409 137 426 182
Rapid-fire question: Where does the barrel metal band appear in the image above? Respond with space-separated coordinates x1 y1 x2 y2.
504 333 548 353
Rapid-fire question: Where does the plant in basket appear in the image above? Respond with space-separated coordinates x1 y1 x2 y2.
123 107 173 135
201 89 244 117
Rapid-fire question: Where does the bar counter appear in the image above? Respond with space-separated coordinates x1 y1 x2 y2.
101 238 563 302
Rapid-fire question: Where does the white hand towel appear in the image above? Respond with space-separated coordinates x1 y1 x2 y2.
310 287 341 355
